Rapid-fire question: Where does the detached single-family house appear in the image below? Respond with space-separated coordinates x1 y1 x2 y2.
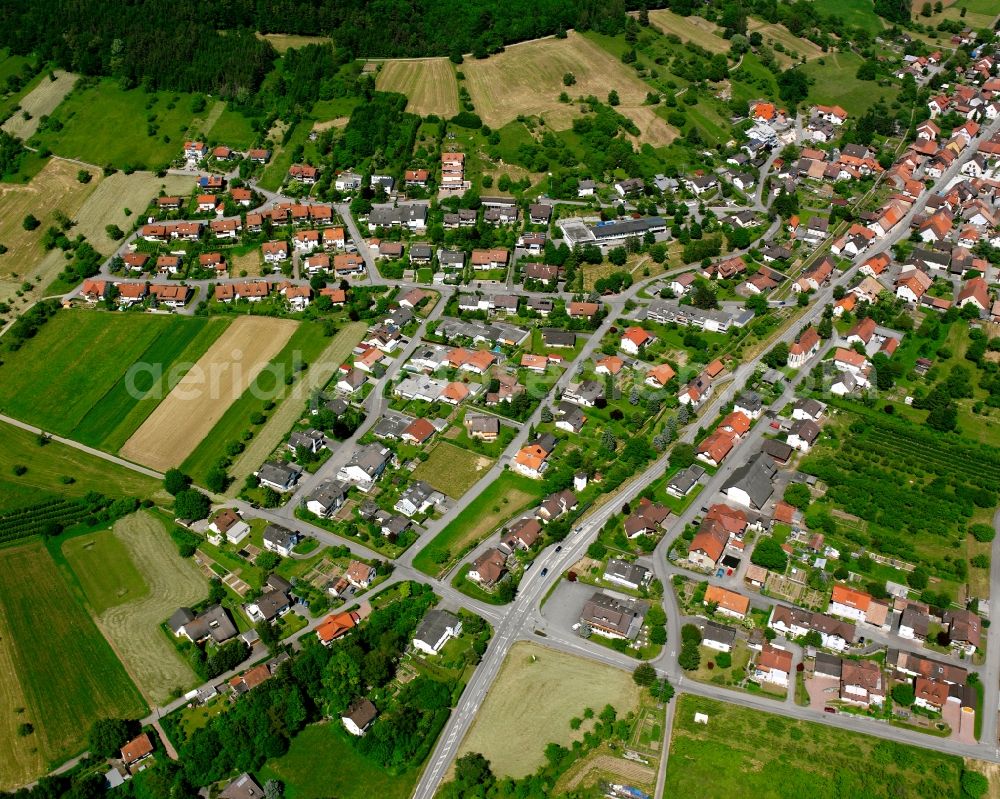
342 699 378 736
263 524 300 557
603 559 650 591
413 609 463 655
256 461 301 492
755 645 793 687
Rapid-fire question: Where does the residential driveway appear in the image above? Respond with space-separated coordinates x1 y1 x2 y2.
943 701 977 745
805 675 840 711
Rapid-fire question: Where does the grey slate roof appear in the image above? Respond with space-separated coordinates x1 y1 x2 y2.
722 452 777 509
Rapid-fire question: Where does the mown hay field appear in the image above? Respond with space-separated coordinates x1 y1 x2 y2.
226 321 366 485
73 171 193 255
0 310 230 454
375 58 459 118
410 441 493 499
747 19 827 66
0 158 100 306
456 641 640 777
179 320 331 483
462 32 651 130
79 512 207 704
0 539 146 784
123 316 298 472
257 33 334 53
647 9 729 53
0 421 164 513
1 71 77 139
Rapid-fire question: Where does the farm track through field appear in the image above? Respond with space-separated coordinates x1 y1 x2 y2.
94 512 206 705
226 321 366 486
120 316 298 471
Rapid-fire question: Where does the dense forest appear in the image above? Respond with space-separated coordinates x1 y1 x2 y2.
255 0 634 58
0 0 642 97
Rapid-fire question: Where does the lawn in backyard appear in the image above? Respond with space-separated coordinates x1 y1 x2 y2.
259 721 418 799
410 441 494 499
0 420 163 513
0 539 146 782
412 471 545 576
29 79 201 169
664 694 963 799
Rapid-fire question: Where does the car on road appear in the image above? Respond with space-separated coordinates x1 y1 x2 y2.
555 545 562 552
541 567 548 576
824 707 836 714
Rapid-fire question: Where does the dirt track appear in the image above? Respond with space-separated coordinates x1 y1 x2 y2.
120 316 297 471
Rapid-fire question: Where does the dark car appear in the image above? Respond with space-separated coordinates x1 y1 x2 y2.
555 545 562 552
541 567 549 576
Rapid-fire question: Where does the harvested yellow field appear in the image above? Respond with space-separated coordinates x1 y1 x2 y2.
648 9 729 53
457 641 640 778
120 316 297 471
463 32 650 129
73 171 192 255
257 33 333 53
375 58 459 117
95 512 207 704
1 70 77 139
747 20 825 65
0 157 100 305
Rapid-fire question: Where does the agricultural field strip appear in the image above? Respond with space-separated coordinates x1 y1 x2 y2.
0 541 146 769
91 512 206 705
120 316 297 472
1 70 78 139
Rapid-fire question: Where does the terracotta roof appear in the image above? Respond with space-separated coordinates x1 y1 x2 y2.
705 585 750 616
759 644 792 674
121 733 154 763
646 363 676 386
831 583 872 612
698 429 737 464
316 611 359 643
